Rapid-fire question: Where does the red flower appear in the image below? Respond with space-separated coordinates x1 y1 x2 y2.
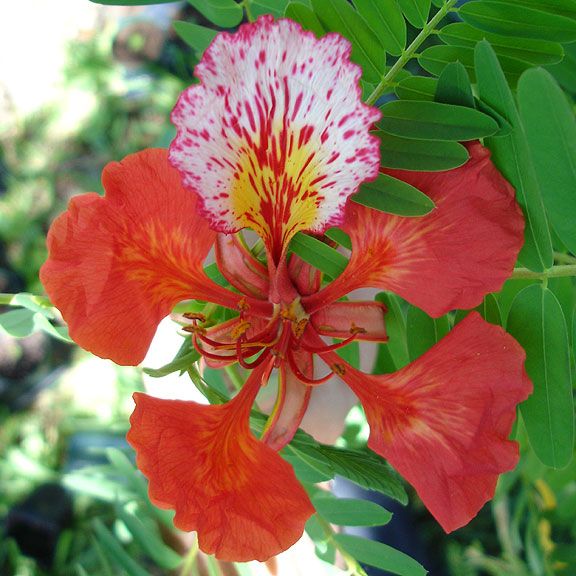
41 16 531 562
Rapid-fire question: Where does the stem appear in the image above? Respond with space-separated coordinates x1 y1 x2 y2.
554 251 576 265
0 293 52 306
511 264 576 280
365 0 457 106
315 516 368 576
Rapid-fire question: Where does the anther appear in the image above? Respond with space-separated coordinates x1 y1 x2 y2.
292 318 308 339
350 323 367 335
238 297 250 312
182 324 207 335
183 312 207 322
231 320 252 340
332 363 346 377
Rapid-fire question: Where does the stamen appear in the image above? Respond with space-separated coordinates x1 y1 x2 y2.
236 340 272 369
231 320 252 340
292 318 308 339
287 347 333 385
191 334 237 362
298 331 359 353
183 312 207 322
182 324 207 336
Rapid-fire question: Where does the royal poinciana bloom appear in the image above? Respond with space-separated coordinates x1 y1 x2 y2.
41 16 532 562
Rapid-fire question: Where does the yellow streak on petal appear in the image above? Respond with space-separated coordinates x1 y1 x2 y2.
230 129 322 251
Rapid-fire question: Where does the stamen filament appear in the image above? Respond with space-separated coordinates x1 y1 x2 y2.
287 347 333 385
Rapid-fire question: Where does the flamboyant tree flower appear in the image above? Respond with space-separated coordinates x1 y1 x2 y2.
40 16 531 562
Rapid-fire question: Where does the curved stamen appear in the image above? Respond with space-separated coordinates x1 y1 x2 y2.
236 341 273 370
287 346 333 386
298 331 360 354
192 333 237 362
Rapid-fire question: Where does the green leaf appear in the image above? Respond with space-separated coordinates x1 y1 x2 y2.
395 76 438 101
546 41 576 93
518 68 576 256
93 521 150 576
143 348 200 378
335 535 427 576
283 446 335 483
9 293 55 316
285 3 325 36
435 61 475 108
116 507 182 570
204 262 228 286
311 0 386 84
290 232 348 278
459 1 576 42
0 308 71 342
325 227 352 249
475 41 553 272
397 0 431 28
317 445 408 503
505 0 576 19
455 294 502 327
187 0 243 28
379 100 498 141
173 21 217 55
375 292 410 371
419 45 532 86
439 23 564 65
406 306 450 361
251 0 302 17
313 494 392 526
353 173 435 217
378 132 469 171
352 0 406 56
507 285 574 468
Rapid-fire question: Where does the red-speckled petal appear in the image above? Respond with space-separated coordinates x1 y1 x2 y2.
170 16 381 259
320 313 531 532
40 149 250 365
128 360 314 562
304 143 524 317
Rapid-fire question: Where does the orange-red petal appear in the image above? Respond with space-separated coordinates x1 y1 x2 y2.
320 313 531 532
127 360 314 561
304 143 524 317
40 149 247 365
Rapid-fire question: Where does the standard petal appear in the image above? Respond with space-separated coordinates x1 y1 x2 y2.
320 313 531 532
311 301 387 341
40 149 249 365
170 16 381 259
304 143 524 316
127 361 314 562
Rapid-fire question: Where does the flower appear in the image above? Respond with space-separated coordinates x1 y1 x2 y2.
40 16 531 562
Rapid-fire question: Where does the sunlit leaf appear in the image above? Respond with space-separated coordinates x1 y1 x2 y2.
173 21 217 55
335 535 427 576
379 100 498 141
352 0 406 55
284 2 325 36
378 131 469 171
397 0 431 28
435 61 475 107
0 308 71 343
460 1 576 42
439 22 564 65
394 76 437 101
290 233 348 278
518 68 576 256
406 305 450 361
312 0 386 84
187 0 243 28
353 173 435 217
505 0 576 19
508 285 574 468
313 494 393 526
475 41 553 272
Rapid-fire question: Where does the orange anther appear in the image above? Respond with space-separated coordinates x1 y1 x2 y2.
183 312 207 322
350 323 367 335
292 318 308 338
332 363 346 377
238 298 250 312
182 324 207 335
231 320 252 340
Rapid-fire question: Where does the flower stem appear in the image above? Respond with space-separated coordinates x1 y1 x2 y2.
554 251 576 265
365 0 458 106
511 264 576 280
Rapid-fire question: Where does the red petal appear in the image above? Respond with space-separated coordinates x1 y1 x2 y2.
288 254 322 296
262 350 312 450
127 361 314 561
40 149 250 365
304 143 524 317
311 301 387 341
320 313 531 532
215 234 270 298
